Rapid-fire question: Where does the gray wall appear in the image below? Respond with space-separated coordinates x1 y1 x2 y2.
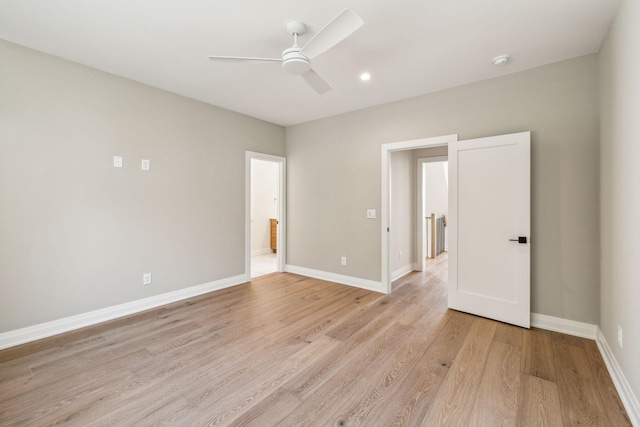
0 40 285 332
286 54 600 324
598 0 640 404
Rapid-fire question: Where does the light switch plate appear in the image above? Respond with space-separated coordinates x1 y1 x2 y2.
367 209 376 219
113 156 123 168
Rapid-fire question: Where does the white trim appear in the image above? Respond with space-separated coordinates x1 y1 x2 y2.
530 312 598 339
246 152 287 276
381 135 458 294
285 264 383 293
251 248 273 257
596 328 640 426
391 264 415 282
0 274 248 350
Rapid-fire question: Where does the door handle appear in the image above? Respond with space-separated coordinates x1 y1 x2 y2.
509 236 527 244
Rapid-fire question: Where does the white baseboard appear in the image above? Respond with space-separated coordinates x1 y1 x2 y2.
596 329 640 426
391 264 415 282
251 248 273 257
285 264 384 293
530 312 598 339
0 274 249 351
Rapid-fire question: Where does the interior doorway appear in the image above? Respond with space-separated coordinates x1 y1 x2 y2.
381 135 457 293
245 152 286 280
382 132 530 327
250 159 278 277
417 156 448 272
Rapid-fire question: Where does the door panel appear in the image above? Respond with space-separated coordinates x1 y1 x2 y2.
449 132 530 327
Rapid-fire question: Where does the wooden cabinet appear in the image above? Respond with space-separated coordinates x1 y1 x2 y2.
270 218 277 253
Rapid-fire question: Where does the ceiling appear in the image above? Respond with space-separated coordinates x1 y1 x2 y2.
0 0 620 126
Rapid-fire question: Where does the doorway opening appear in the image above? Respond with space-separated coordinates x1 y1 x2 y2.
245 152 286 280
418 156 448 273
383 132 531 327
381 134 458 293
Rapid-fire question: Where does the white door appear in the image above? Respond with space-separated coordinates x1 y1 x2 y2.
448 132 530 327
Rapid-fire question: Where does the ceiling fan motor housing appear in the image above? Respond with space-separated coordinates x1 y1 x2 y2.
282 47 311 75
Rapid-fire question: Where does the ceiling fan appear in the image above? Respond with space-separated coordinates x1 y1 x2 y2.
207 9 364 95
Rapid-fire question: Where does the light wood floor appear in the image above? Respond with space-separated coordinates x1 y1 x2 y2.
0 256 631 426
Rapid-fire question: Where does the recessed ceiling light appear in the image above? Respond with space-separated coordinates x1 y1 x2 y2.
360 72 371 81
492 55 510 66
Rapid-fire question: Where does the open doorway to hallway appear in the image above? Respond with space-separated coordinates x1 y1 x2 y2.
420 157 448 272
246 152 286 280
381 134 456 293
250 158 278 278
389 152 448 290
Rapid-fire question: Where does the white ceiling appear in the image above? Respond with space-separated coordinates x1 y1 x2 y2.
0 0 620 126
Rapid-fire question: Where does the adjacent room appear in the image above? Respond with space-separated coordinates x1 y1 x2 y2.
1 0 638 425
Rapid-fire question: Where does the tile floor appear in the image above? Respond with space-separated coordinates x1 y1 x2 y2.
251 252 277 278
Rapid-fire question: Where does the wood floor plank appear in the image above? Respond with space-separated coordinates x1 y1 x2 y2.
468 341 521 426
316 309 453 426
550 330 585 348
395 275 448 327
420 316 498 426
278 322 415 426
581 339 632 426
324 283 418 341
373 311 470 426
331 309 464 427
0 307 170 366
276 285 368 325
0 254 631 426
522 328 557 382
516 374 563 427
0 348 152 425
265 288 379 344
281 295 422 401
83 338 287 426
553 341 611 426
1 320 201 405
494 322 524 348
229 387 302 427
186 335 340 426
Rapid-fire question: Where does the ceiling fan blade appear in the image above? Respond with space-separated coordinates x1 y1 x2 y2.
207 55 280 63
301 70 332 94
300 9 363 59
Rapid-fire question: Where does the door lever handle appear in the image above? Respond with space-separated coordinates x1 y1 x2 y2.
509 236 527 244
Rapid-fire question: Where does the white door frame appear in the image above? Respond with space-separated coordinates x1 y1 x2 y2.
245 151 286 279
416 155 448 272
381 134 457 293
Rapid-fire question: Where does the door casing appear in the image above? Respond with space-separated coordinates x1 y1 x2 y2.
381 135 458 293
